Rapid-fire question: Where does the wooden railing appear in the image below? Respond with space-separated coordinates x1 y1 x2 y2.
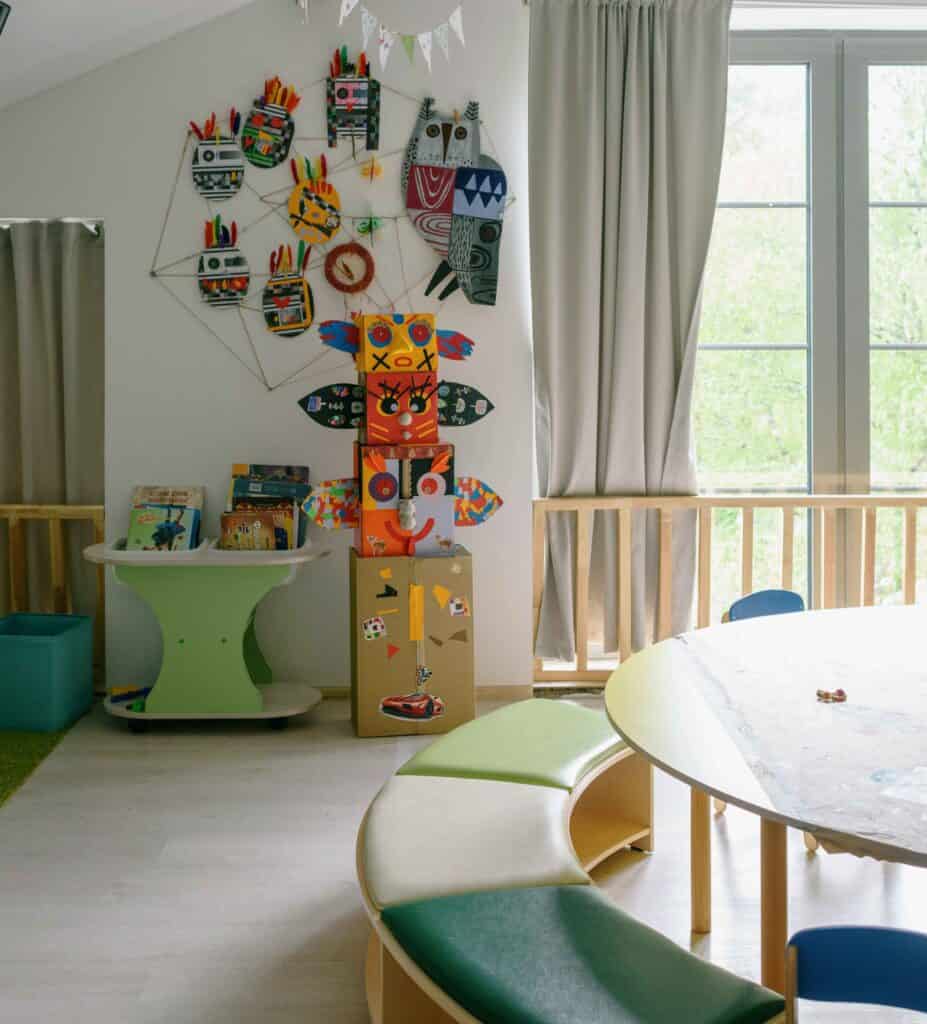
1 504 105 689
533 494 927 685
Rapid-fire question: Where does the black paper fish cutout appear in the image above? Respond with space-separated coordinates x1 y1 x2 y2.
297 383 365 429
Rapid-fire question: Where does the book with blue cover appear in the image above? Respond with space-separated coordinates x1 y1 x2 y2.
126 485 204 551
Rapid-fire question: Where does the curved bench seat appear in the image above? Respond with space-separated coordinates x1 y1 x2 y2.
358 699 784 1023
398 698 625 790
364 775 590 910
384 886 785 1024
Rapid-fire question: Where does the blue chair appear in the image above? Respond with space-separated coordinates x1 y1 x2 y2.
726 588 805 623
715 590 805 816
786 926 927 1022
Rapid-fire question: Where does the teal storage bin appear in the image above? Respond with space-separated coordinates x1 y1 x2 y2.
0 614 93 732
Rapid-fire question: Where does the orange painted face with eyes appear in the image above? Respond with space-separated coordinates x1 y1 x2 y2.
365 372 439 444
357 313 437 374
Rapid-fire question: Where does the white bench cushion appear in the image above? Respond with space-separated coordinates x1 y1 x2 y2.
363 775 590 909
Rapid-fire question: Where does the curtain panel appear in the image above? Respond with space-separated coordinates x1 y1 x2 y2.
0 221 105 616
529 0 731 659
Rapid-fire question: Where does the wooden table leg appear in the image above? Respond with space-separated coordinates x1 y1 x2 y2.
691 787 711 934
761 818 788 993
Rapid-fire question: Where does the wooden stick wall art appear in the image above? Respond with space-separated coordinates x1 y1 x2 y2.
148 54 514 392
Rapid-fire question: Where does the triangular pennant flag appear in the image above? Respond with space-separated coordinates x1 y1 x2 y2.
434 22 450 60
418 30 433 71
401 33 416 64
378 23 396 70
361 6 377 50
339 0 360 24
449 5 465 46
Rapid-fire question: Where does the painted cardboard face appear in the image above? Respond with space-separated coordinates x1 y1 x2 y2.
357 314 437 374
192 137 245 200
242 100 295 168
288 180 342 245
365 372 439 444
197 246 250 307
327 76 381 149
262 273 314 336
356 444 455 557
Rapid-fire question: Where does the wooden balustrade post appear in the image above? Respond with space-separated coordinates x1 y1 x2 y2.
781 507 794 593
697 507 712 629
904 507 917 606
617 508 632 662
7 516 27 612
532 503 546 679
574 510 592 673
863 508 877 606
741 507 754 597
657 509 673 641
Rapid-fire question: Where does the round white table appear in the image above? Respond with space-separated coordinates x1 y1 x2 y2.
605 604 927 993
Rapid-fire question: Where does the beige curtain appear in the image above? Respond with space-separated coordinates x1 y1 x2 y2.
0 221 105 616
530 0 731 659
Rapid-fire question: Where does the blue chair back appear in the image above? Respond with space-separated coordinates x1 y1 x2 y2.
728 589 805 622
789 926 927 1012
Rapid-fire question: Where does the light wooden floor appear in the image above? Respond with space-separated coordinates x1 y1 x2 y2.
1 696 925 1022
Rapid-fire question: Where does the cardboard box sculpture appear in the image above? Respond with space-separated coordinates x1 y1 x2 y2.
298 312 504 737
350 549 474 738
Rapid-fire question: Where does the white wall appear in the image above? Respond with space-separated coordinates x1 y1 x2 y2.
0 0 533 690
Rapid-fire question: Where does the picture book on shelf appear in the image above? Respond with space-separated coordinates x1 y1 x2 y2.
226 465 309 548
220 509 293 550
127 485 204 552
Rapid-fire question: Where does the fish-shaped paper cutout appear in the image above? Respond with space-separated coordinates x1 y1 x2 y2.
303 478 359 529
319 320 475 361
298 383 365 429
454 477 503 526
300 379 493 430
305 476 501 528
436 382 495 426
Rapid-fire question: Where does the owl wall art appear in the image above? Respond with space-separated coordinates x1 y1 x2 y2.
402 98 507 307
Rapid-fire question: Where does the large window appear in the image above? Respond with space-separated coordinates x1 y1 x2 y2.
695 34 927 611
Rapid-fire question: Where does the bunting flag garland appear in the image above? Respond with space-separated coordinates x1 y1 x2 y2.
352 5 464 72
340 0 360 24
361 6 378 49
449 5 465 46
378 22 397 70
434 22 450 61
418 31 433 71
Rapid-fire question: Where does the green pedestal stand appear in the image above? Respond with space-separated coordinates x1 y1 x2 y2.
84 541 326 729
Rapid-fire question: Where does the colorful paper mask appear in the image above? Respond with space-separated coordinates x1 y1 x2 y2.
365 372 439 444
189 109 244 200
454 477 503 526
197 216 249 307
402 97 507 306
326 47 381 151
262 242 313 336
359 314 437 374
288 154 342 245
303 478 359 529
242 77 300 169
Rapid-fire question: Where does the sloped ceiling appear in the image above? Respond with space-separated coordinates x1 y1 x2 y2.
0 0 260 110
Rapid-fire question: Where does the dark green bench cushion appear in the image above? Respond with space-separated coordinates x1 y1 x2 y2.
398 699 625 790
382 886 784 1024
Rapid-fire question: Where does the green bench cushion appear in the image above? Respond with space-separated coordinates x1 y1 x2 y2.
382 886 785 1024
398 699 625 790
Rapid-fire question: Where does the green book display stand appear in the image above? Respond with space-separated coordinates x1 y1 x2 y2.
84 540 327 730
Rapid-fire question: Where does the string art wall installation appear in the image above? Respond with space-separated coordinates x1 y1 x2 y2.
148 53 514 393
